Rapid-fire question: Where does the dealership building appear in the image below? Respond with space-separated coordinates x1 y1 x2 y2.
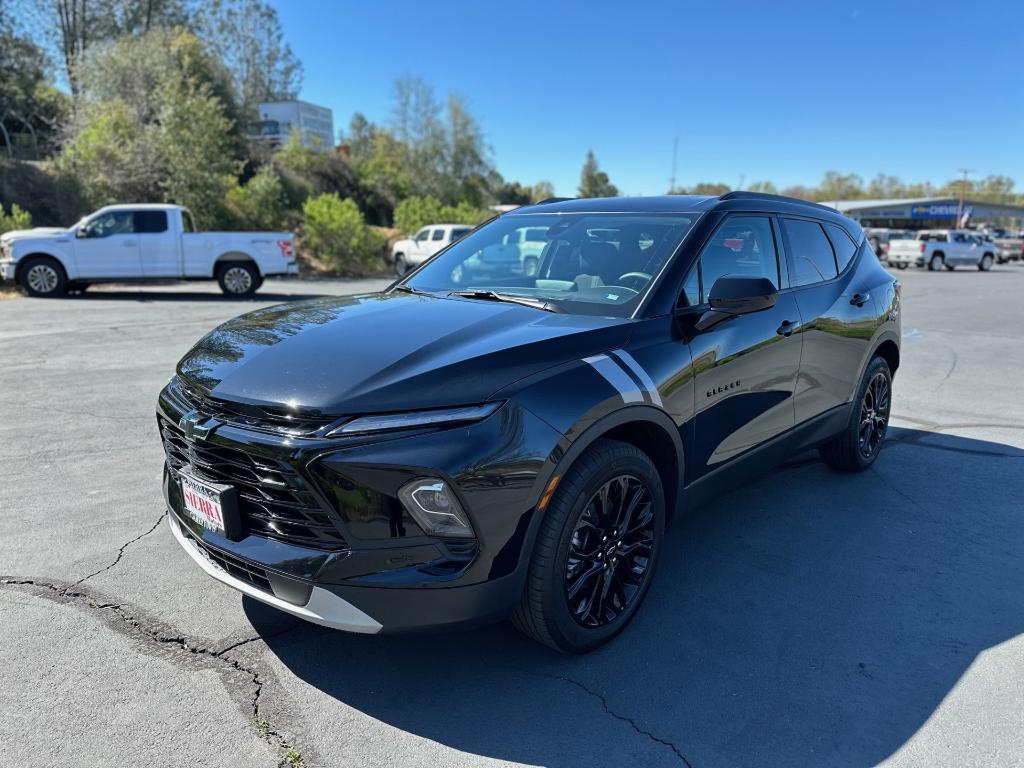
823 197 1024 229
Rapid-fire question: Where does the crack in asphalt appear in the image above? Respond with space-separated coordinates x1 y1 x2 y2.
73 512 167 586
518 670 694 766
0 576 306 768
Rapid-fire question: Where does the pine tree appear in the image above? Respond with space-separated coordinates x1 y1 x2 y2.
577 150 619 198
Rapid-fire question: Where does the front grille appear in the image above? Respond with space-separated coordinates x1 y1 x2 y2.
170 377 338 436
160 416 349 550
180 523 273 592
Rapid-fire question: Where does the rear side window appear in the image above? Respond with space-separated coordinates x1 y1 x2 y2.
134 211 168 234
824 223 857 272
784 218 838 286
431 229 446 241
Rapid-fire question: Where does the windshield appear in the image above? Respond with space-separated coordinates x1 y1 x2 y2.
402 212 697 316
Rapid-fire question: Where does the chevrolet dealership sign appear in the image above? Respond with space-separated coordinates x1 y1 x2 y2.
910 203 961 218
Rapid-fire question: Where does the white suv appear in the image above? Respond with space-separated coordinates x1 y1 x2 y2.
391 224 473 276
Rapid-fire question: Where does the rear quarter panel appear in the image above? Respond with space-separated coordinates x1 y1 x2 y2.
182 232 293 277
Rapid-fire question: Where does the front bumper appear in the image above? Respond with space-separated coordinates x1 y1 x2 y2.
0 261 15 281
158 387 563 633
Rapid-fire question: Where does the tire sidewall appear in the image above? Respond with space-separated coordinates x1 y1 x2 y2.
218 262 258 297
542 447 666 652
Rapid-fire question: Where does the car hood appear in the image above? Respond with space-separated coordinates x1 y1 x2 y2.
1 227 68 245
177 292 633 415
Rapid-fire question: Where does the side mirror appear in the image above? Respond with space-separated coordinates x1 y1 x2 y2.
694 275 778 332
75 227 87 238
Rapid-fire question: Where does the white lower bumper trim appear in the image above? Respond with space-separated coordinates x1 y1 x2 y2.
168 514 382 634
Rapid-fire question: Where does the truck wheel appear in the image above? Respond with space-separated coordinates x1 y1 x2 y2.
979 254 993 271
19 256 68 297
511 438 665 653
928 253 944 271
395 254 408 277
896 263 907 270
217 262 259 297
523 256 540 277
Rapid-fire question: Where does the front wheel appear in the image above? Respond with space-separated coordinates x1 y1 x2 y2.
979 254 993 271
819 356 892 472
896 263 908 270
217 262 259 297
511 439 665 653
19 256 67 298
522 256 539 278
394 254 408 277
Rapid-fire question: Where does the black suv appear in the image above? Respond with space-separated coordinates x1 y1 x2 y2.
158 192 901 652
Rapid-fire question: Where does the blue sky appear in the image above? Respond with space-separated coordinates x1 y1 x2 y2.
273 0 1023 197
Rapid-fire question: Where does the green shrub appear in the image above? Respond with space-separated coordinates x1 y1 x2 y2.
302 193 385 273
0 204 32 235
226 168 289 230
393 195 489 235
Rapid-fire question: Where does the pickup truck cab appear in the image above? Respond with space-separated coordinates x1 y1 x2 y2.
391 223 472 276
0 203 297 297
887 229 995 272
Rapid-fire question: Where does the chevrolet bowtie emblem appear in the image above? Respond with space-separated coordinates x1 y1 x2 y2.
179 410 221 440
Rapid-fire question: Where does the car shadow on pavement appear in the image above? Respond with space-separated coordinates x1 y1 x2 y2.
247 428 1024 767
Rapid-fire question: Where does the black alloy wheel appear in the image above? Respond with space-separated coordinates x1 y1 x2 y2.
564 475 655 627
858 370 890 460
512 438 665 653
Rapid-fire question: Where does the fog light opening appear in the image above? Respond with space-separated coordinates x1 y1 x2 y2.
398 478 475 538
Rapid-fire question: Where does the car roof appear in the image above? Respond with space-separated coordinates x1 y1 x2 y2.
511 191 863 240
96 203 182 212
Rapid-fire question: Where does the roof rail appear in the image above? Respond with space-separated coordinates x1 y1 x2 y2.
534 197 576 205
719 191 837 212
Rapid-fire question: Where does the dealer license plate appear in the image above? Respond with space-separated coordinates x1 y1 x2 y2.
180 473 227 536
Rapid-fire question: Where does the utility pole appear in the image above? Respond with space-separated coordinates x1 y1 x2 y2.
737 173 745 191
956 168 974 219
669 130 678 193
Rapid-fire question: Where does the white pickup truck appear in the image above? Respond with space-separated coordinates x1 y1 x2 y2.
391 223 473 276
0 203 297 297
886 229 995 272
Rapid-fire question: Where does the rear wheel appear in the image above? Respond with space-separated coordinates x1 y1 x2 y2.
19 256 67 297
979 254 993 271
511 439 665 653
523 256 539 277
819 356 892 472
896 263 907 270
928 253 944 271
217 262 259 297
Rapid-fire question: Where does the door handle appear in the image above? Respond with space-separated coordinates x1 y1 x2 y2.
776 320 798 337
122 240 137 247
850 292 871 307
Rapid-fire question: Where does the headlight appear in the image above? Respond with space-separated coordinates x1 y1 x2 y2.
326 402 501 437
398 478 474 537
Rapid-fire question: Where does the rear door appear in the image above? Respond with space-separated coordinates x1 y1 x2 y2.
679 214 802 476
73 210 140 278
782 217 875 426
136 210 179 277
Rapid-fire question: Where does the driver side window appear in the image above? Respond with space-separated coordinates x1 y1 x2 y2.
81 211 134 238
680 215 779 306
414 228 431 243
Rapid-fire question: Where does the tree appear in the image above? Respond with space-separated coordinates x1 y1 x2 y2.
577 150 618 198
302 193 385 273
57 29 238 223
194 0 302 127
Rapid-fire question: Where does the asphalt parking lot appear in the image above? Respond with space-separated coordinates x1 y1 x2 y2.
2 267 1023 768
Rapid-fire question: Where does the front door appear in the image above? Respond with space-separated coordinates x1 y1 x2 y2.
678 214 802 478
73 210 140 278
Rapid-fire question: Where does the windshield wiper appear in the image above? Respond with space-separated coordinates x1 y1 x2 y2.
392 284 429 295
448 290 563 313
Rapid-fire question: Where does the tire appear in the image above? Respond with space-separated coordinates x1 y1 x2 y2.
819 356 892 472
896 263 907 270
979 254 993 271
217 262 259 297
395 254 408 277
511 438 665 653
928 253 944 271
523 256 540 278
19 256 67 297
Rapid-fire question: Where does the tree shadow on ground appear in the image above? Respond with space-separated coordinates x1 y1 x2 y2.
247 428 1024 767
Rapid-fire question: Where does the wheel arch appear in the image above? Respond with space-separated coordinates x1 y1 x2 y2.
212 251 260 278
15 251 68 282
873 337 900 376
